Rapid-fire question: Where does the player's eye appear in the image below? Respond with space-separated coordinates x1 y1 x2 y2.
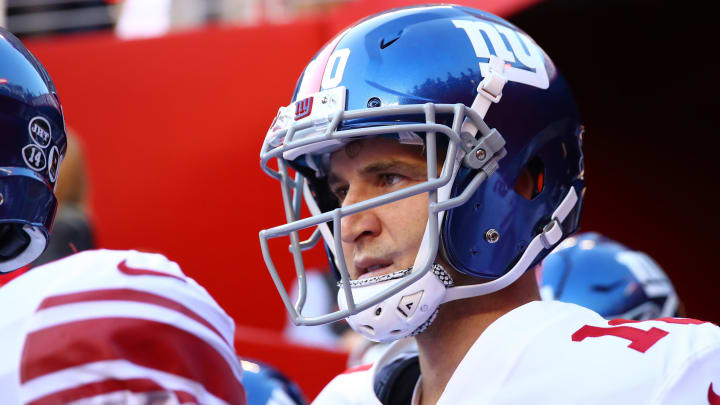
379 173 405 187
331 185 349 203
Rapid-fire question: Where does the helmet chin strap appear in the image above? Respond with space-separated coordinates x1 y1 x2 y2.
0 225 47 273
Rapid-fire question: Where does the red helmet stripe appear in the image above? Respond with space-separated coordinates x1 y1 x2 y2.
296 30 349 100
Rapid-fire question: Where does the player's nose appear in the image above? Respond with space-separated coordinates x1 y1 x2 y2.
340 189 382 244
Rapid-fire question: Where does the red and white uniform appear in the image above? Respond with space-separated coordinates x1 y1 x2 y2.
313 301 720 405
0 249 246 405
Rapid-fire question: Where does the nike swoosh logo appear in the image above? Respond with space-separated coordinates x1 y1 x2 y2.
709 383 720 405
380 36 399 49
117 259 185 282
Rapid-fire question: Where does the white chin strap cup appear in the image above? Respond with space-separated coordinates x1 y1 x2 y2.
338 265 452 343
0 225 47 273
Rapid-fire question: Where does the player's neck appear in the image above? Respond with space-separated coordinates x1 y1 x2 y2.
413 269 541 405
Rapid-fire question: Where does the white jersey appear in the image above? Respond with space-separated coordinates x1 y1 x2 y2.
0 249 246 405
313 300 720 405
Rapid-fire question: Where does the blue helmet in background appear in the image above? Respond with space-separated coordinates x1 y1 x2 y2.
260 4 584 341
539 232 679 320
0 27 67 273
241 359 306 405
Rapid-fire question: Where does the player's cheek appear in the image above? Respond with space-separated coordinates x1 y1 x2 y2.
388 193 429 253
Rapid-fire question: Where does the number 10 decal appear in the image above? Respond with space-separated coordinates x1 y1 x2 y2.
322 48 351 89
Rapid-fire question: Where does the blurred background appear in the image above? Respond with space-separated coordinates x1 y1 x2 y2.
1 0 717 400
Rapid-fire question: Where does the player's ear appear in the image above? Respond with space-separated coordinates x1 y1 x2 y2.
514 168 534 200
514 156 544 200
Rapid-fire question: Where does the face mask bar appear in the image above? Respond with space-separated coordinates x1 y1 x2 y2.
259 102 505 326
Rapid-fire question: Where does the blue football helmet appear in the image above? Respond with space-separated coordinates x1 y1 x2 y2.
241 359 306 405
260 5 584 341
539 232 679 320
0 27 67 273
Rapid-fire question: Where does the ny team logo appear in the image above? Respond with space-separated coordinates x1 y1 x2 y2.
304 20 549 97
294 96 313 120
452 19 550 89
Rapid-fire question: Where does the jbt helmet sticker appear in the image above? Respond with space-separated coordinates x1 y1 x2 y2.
28 116 51 148
22 144 47 171
48 145 60 183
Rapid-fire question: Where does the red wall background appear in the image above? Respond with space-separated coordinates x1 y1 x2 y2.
26 21 326 332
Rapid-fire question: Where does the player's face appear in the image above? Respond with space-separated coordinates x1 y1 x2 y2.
328 137 430 281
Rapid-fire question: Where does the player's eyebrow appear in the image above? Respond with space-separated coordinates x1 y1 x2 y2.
327 160 427 187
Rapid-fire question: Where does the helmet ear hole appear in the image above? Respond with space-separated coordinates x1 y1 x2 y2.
0 223 31 261
514 156 545 200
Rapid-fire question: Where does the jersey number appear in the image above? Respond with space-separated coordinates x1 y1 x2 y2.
572 318 707 353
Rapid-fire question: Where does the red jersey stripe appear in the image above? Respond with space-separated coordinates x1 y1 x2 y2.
341 363 372 374
26 377 199 405
117 259 186 282
36 288 229 345
21 318 245 404
0 265 29 287
175 389 201 404
709 383 720 405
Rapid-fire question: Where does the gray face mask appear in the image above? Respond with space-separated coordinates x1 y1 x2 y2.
259 81 502 329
